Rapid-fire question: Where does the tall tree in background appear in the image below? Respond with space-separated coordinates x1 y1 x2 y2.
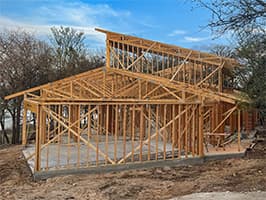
193 0 266 125
237 35 266 124
50 26 105 79
0 30 53 143
50 26 87 78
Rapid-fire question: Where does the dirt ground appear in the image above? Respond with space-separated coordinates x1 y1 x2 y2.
173 191 266 200
0 140 265 200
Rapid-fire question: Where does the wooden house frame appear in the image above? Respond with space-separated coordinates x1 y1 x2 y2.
5 28 248 173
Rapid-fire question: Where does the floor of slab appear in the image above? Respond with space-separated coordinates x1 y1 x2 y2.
22 136 249 175
23 139 176 172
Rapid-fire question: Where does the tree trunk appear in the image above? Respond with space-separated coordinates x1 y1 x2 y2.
0 116 9 144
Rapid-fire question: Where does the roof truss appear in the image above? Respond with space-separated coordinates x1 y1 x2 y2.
5 28 248 106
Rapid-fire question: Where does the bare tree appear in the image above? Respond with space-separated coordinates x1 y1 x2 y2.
50 26 105 79
192 0 266 38
0 29 53 143
50 26 87 78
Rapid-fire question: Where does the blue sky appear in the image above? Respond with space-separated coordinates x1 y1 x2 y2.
0 0 232 50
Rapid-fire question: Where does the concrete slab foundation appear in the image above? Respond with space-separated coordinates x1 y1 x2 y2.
22 136 247 180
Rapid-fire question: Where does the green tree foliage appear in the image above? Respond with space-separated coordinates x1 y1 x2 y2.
237 35 266 124
193 0 266 125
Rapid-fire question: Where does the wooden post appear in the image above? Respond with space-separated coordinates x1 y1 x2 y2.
22 103 27 145
148 105 151 161
218 68 222 92
155 104 159 160
103 68 106 98
238 109 241 151
122 42 125 68
96 105 100 165
114 105 118 162
191 105 195 157
163 104 167 160
178 105 181 158
87 105 91 166
131 105 135 162
122 105 127 163
139 105 144 161
68 105 71 167
215 104 219 132
172 104 176 159
57 105 61 168
138 79 141 99
35 104 41 171
77 105 81 167
40 108 46 144
69 105 76 141
46 105 51 170
185 105 188 158
195 105 199 155
105 105 109 164
198 103 204 157
106 36 110 68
